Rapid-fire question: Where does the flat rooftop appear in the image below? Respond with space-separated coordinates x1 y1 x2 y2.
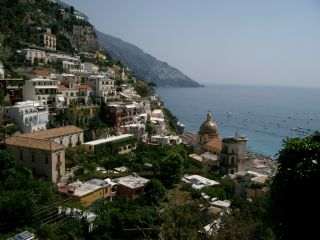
201 152 218 161
211 200 231 209
60 181 103 197
114 174 149 189
84 134 134 146
183 174 219 190
189 153 203 162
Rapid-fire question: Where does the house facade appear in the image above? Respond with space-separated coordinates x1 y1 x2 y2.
84 134 136 155
113 174 149 200
105 102 141 129
30 27 56 50
22 48 47 65
23 77 64 109
6 136 65 182
0 78 24 105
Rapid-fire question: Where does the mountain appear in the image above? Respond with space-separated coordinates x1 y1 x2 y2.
96 31 202 87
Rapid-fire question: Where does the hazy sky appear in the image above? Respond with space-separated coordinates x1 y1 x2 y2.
63 0 320 87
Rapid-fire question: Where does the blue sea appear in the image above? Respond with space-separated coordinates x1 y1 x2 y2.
156 85 320 156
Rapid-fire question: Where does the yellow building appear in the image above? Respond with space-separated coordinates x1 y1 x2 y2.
59 181 105 206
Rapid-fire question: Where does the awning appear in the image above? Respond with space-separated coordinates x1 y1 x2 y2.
58 96 65 102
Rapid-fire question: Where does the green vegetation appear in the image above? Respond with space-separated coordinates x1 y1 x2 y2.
159 151 184 187
0 124 18 142
91 197 160 239
271 132 320 239
133 81 153 97
164 107 179 133
56 34 74 53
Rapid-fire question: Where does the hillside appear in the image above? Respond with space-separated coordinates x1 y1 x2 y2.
0 0 98 55
0 0 201 87
97 31 202 87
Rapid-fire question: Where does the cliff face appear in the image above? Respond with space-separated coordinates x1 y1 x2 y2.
70 25 99 52
96 31 202 87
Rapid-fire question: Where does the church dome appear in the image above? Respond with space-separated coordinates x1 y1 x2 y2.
199 112 219 136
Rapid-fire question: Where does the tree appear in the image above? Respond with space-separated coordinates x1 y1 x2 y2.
161 204 202 239
145 120 155 138
0 150 15 179
133 81 152 97
271 132 320 239
0 191 36 231
159 151 184 187
143 179 166 206
70 6 75 14
6 124 18 136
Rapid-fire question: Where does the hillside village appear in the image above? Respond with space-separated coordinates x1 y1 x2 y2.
0 0 305 239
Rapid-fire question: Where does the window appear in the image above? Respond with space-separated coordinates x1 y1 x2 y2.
112 187 117 193
57 154 61 163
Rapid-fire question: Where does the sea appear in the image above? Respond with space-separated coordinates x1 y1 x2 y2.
156 84 320 157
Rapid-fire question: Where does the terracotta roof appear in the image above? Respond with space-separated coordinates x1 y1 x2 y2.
58 85 69 91
19 125 83 139
204 137 222 152
29 69 50 76
6 136 64 151
75 84 92 91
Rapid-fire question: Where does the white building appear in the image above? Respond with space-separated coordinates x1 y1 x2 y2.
73 11 85 21
182 174 220 190
120 123 146 142
4 100 48 133
150 135 182 147
150 109 166 135
151 109 164 119
22 48 47 65
47 52 81 65
23 77 64 108
58 84 77 106
82 62 99 74
75 84 93 104
88 75 116 102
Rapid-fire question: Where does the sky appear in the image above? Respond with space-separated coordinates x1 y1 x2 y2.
62 0 320 87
